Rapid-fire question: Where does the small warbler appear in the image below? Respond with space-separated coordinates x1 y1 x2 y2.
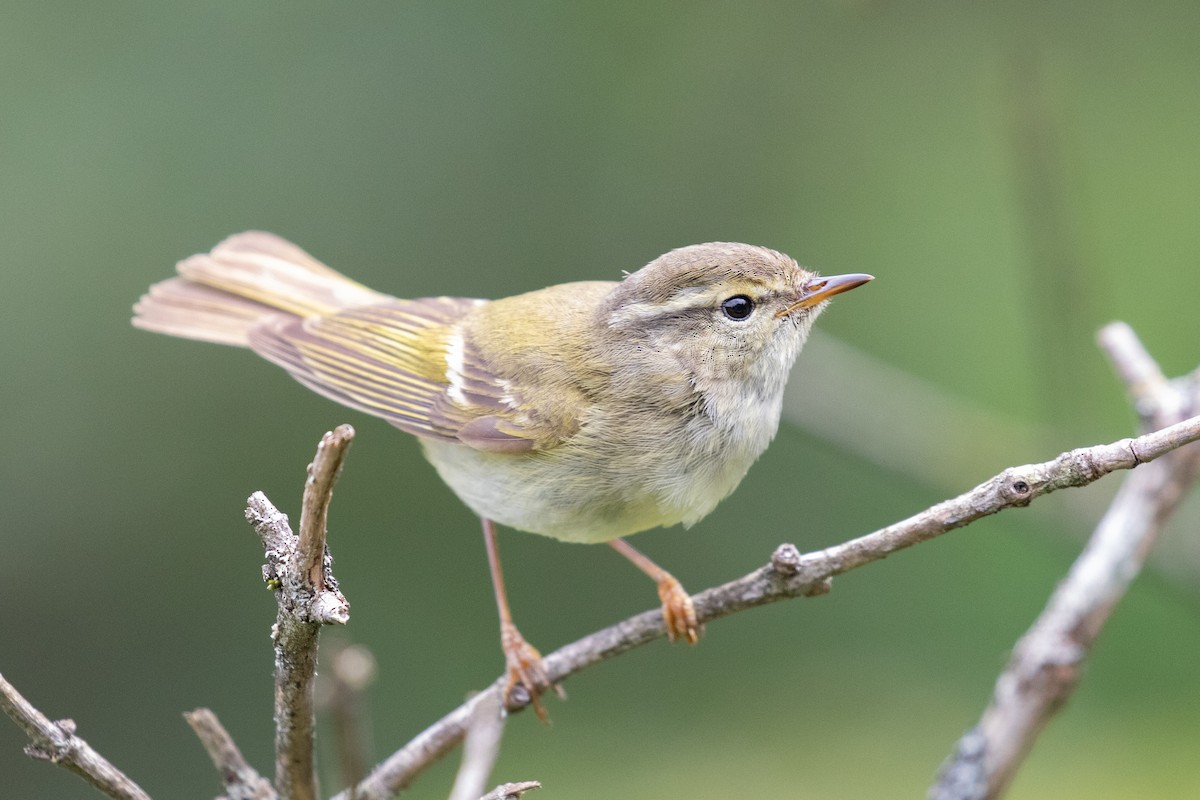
134 232 872 716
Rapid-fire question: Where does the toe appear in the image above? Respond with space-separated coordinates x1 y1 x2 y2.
500 623 563 721
657 575 702 644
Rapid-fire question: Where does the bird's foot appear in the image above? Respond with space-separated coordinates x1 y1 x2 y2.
501 621 564 723
657 574 702 644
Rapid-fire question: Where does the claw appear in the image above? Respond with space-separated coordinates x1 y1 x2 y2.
501 621 564 722
657 575 702 644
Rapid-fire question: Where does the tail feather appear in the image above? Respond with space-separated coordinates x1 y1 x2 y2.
132 232 391 347
133 278 276 346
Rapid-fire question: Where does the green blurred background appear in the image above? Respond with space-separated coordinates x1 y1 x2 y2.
3 2 1199 798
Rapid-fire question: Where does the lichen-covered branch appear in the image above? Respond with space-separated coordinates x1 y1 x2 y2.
0 673 151 800
244 425 355 800
337 412 1200 800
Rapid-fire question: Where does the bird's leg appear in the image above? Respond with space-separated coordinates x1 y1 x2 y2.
482 518 563 721
609 538 702 644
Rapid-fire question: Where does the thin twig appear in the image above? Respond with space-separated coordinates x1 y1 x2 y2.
298 424 353 590
478 781 541 800
448 691 507 800
323 642 378 794
0 673 152 800
335 414 1200 800
1097 321 1185 427
244 425 355 800
930 328 1200 800
184 708 277 800
790 331 1200 594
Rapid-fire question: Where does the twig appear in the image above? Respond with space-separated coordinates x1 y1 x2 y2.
478 782 541 800
244 425 355 800
184 708 277 800
930 327 1200 800
298 424 353 590
323 642 378 793
447 691 507 800
1097 321 1186 427
789 332 1200 594
335 413 1200 800
0 673 151 800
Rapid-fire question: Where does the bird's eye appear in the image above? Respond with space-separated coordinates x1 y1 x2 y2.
720 295 755 321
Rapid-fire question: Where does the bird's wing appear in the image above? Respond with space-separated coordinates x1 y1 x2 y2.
247 297 572 452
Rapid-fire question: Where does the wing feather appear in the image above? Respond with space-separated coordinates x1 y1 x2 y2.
246 297 568 450
247 299 462 440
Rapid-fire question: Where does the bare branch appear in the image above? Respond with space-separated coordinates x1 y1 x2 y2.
336 414 1200 800
298 423 354 589
184 708 277 800
244 425 355 800
930 326 1200 800
792 331 1200 595
448 691 507 800
0 673 151 800
322 642 378 792
478 782 541 800
789 413 1200 579
1096 321 1176 424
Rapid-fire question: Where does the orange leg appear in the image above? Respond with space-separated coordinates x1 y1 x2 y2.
483 518 563 721
609 538 702 644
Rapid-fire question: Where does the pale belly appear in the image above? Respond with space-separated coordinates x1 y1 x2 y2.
419 433 761 544
417 396 783 542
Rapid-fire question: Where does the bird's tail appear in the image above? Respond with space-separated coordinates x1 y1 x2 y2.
132 231 390 346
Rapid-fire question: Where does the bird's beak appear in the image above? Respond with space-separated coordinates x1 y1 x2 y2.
777 273 874 317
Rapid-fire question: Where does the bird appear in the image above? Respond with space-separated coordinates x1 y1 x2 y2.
133 231 872 718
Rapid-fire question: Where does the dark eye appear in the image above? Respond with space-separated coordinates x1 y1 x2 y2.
720 295 755 321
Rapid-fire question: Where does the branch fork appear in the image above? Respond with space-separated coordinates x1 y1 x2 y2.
243 424 357 800
930 322 1200 800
